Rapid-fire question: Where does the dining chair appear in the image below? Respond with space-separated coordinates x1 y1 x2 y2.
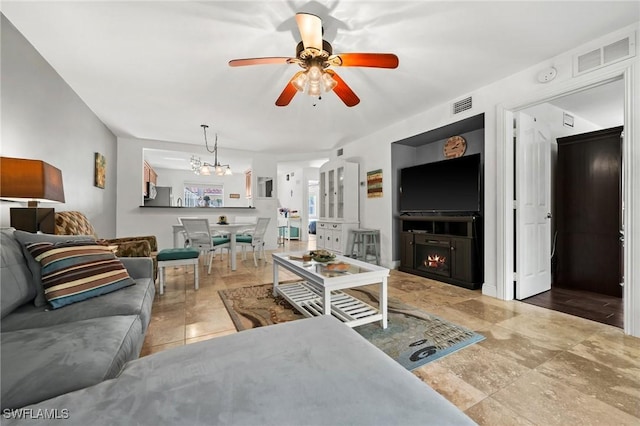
236 217 270 267
180 218 230 274
236 216 257 236
178 217 199 247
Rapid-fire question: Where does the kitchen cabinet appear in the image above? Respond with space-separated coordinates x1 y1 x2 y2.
143 161 158 196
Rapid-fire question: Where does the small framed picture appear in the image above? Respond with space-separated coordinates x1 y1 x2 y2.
94 153 106 188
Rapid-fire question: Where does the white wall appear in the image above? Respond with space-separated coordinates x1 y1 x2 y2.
153 166 249 208
116 136 279 250
337 22 639 307
523 103 603 139
277 168 304 215
0 15 118 237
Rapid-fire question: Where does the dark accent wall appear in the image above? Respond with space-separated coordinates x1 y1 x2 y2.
390 113 485 261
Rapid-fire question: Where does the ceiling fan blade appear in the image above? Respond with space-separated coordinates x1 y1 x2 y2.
229 57 294 67
295 13 322 51
329 53 399 69
275 71 304 107
325 70 360 107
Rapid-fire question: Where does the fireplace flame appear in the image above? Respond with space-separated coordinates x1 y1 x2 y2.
425 254 446 268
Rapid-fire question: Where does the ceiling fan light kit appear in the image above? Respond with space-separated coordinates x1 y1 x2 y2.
229 12 399 107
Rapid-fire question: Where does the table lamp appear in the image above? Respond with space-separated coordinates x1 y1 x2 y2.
0 157 65 233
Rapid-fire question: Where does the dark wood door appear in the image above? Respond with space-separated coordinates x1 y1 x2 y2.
555 126 622 297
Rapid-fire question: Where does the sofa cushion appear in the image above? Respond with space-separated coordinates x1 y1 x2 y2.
13 230 96 307
25 241 135 309
0 229 36 318
0 276 155 333
1 315 143 410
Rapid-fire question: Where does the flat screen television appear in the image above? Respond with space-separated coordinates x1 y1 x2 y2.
400 153 481 214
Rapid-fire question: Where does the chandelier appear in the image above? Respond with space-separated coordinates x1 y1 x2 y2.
190 125 232 176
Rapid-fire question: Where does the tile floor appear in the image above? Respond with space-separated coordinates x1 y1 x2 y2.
141 239 640 426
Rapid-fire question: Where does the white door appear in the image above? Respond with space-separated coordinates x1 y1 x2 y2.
515 112 552 299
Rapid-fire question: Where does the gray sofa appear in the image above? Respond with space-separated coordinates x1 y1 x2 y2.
7 316 475 425
1 228 474 425
0 228 155 410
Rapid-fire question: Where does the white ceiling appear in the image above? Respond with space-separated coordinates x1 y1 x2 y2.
548 78 625 128
2 1 638 159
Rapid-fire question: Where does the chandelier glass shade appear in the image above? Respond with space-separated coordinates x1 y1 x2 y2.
191 125 232 176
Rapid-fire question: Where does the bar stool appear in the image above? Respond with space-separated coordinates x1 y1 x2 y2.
348 229 380 265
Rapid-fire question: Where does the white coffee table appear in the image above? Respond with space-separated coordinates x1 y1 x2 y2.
272 251 390 329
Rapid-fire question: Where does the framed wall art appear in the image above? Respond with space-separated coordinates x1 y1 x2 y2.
367 169 383 198
94 152 106 189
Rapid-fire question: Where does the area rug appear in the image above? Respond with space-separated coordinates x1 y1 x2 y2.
219 284 485 370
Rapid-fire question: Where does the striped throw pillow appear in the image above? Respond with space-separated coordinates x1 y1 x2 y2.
25 241 135 309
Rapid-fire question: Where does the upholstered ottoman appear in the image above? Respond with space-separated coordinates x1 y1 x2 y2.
156 248 200 295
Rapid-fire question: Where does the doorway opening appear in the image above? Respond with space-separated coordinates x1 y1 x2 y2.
513 77 625 328
308 180 319 244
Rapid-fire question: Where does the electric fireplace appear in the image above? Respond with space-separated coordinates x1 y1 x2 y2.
415 238 451 278
399 215 483 290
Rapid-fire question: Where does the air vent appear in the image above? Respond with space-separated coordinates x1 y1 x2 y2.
577 49 601 74
452 96 473 115
337 148 344 156
573 31 636 76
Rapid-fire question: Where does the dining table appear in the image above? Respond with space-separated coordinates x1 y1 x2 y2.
172 222 254 271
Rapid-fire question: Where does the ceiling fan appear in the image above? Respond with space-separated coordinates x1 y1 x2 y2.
228 13 399 107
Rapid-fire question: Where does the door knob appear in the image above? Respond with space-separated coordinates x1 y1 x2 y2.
546 212 552 219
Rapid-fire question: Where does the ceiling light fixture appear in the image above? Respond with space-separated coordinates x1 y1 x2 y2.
291 61 337 97
191 125 232 176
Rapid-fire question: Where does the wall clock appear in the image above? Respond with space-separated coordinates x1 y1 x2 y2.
443 136 467 159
